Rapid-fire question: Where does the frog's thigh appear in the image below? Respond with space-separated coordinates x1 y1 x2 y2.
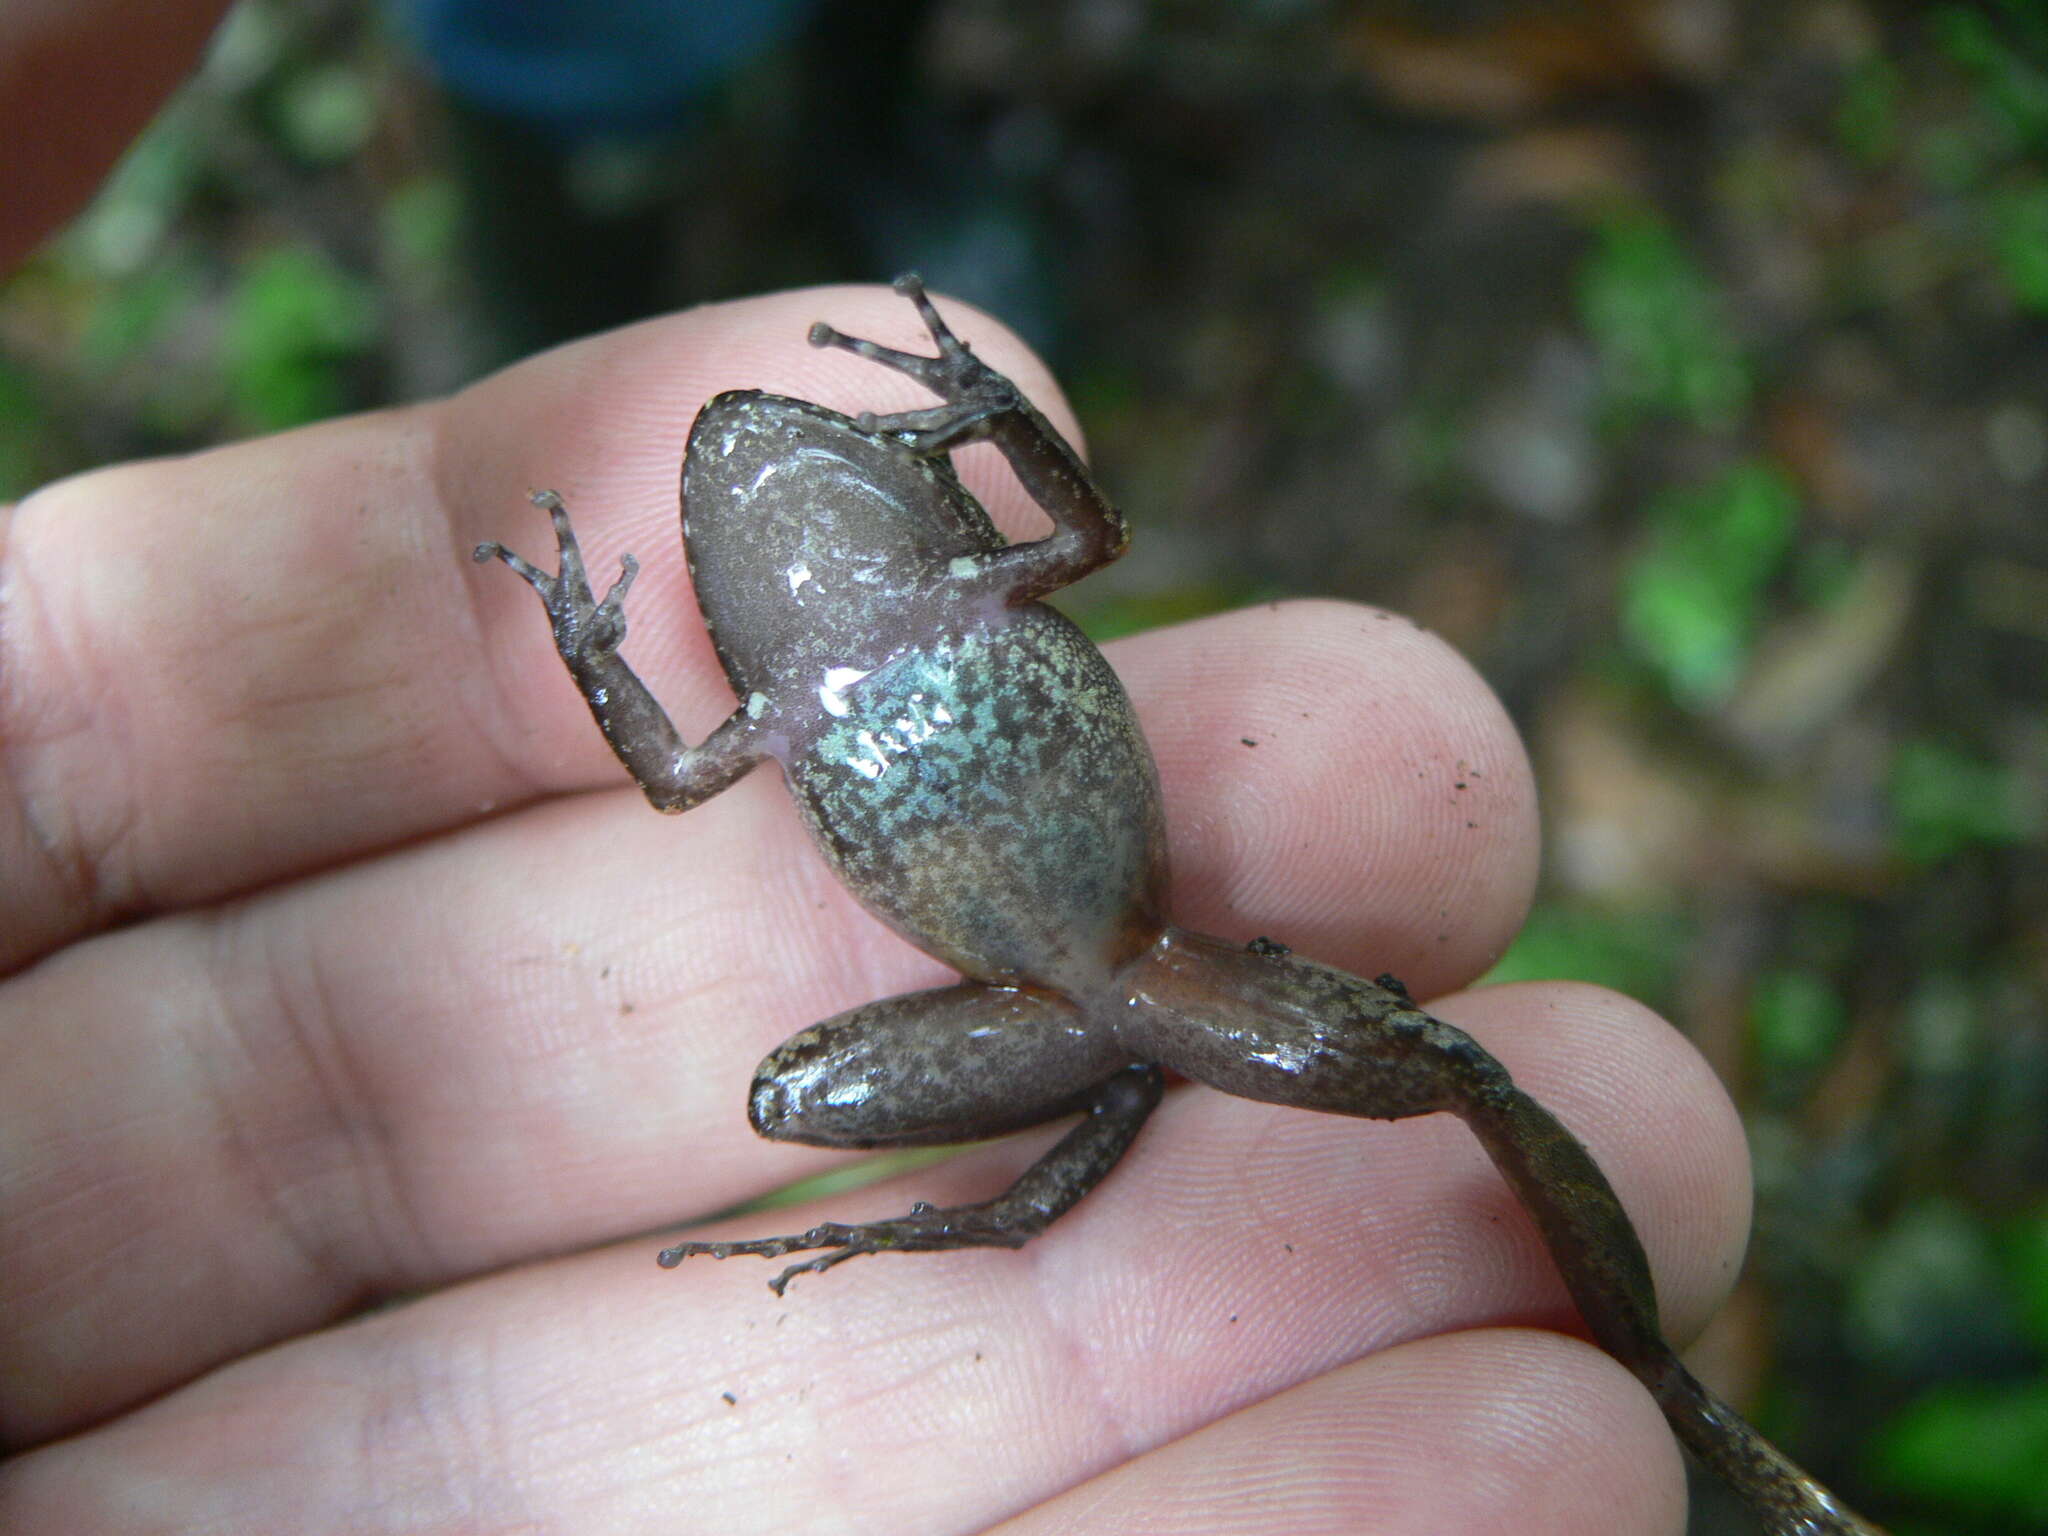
1120 930 1497 1119
750 983 1134 1148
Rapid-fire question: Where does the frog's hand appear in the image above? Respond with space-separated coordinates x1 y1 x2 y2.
475 490 768 811
1117 927 1888 1536
812 276 1129 603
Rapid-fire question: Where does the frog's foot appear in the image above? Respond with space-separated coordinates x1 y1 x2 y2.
474 489 637 667
658 1200 1036 1296
663 1063 1165 1295
808 273 1021 455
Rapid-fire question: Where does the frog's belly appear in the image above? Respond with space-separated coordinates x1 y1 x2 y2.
785 607 1168 989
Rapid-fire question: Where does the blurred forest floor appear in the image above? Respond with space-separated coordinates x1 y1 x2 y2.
4 2 2047 1531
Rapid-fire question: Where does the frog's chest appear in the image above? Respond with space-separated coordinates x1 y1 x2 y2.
783 607 1169 988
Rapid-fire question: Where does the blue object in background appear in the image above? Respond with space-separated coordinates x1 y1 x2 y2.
397 0 817 137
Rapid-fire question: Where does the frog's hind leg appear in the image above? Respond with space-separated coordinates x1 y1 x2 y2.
659 982 1159 1294
1117 927 1883 1536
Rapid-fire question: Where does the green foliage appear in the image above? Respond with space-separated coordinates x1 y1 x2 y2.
736 1146 961 1214
1577 207 1750 431
1481 902 1689 1008
1787 535 1859 606
1935 1 2048 155
1990 180 2048 312
1620 459 1800 708
273 62 377 164
1889 739 2036 863
1902 972 1981 1078
223 246 379 431
1902 7 2048 316
60 108 201 278
1389 401 1465 497
1873 1375 2048 1527
1836 53 1903 166
380 175 461 281
1750 968 1849 1080
0 360 51 500
79 253 205 370
1074 581 1261 643
1849 1199 2022 1379
2000 1206 2048 1353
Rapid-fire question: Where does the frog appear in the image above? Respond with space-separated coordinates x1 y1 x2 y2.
474 276 1883 1536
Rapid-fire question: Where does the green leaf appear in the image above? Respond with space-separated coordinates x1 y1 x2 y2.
379 175 460 281
1577 207 1750 431
79 253 206 369
1849 1199 2021 1379
223 245 379 431
1889 739 2035 863
1481 902 1689 1008
1620 460 1800 708
1836 53 1902 166
1873 1375 2048 1525
1074 582 1260 643
1751 968 1849 1079
274 62 377 165
0 359 51 500
2001 1206 2048 1354
59 108 202 277
1990 181 2048 314
1935 3 2048 156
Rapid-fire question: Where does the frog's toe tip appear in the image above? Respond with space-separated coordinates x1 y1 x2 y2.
892 271 924 296
807 321 838 348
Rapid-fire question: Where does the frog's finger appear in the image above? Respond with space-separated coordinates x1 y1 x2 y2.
0 982 1727 1532
0 284 1066 975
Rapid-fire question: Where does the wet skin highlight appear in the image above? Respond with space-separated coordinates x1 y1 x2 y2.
475 277 1883 1536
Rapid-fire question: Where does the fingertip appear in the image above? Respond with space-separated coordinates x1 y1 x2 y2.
1107 597 1539 998
441 282 1074 580
1433 979 1753 1338
996 1328 1686 1536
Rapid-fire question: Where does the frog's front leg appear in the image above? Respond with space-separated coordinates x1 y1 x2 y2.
476 490 767 810
812 275 1130 603
660 982 1160 1294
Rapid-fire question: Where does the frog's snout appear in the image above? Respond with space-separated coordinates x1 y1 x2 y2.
748 1074 795 1138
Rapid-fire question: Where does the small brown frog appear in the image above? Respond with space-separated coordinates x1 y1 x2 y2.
477 277 1883 1536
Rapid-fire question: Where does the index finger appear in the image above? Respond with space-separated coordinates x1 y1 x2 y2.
0 286 1071 971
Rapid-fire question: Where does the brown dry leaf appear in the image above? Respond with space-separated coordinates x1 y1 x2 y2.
1338 0 1732 120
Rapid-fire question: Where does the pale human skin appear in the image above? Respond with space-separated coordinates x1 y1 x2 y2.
2 7 1748 1532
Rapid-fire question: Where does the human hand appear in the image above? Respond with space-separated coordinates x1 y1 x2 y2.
0 279 1746 1531
4 5 1745 1523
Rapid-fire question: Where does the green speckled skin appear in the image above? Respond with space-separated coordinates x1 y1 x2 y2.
791 612 1167 989
674 384 1167 991
474 279 1883 1535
